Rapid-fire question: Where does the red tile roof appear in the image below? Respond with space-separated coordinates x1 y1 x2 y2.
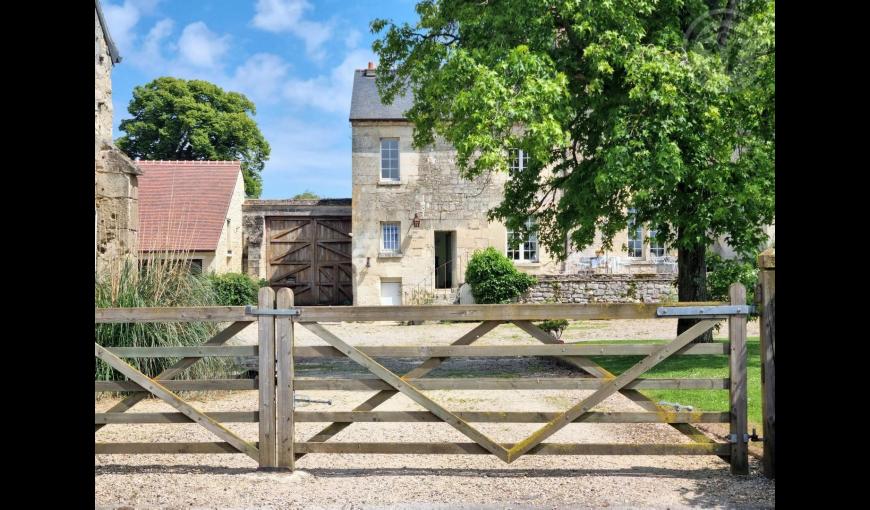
137 160 242 252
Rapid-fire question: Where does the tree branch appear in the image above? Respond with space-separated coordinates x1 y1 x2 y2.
716 0 739 48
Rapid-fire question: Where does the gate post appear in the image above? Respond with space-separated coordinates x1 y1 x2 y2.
728 283 749 475
758 249 775 479
257 287 277 468
276 288 295 470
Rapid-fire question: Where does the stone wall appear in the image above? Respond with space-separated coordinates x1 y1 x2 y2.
520 274 677 304
242 199 353 280
95 140 142 274
95 8 113 144
95 6 140 276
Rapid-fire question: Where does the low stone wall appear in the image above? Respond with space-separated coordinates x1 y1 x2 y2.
521 274 677 304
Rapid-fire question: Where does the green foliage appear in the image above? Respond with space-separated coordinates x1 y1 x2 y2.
208 272 268 306
95 260 234 383
116 77 271 197
706 251 758 308
465 247 537 303
537 319 569 339
590 338 764 430
371 0 775 294
291 190 320 200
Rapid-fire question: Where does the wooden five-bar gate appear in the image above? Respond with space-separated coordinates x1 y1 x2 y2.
95 282 772 477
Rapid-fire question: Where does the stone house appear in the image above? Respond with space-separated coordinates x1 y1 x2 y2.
348 64 678 306
137 161 245 274
95 0 141 275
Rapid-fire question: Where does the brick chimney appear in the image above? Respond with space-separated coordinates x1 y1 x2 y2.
365 61 376 76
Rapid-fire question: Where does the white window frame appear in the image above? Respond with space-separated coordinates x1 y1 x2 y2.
626 210 644 259
381 222 401 254
506 217 539 263
380 138 400 181
509 148 530 174
648 227 665 259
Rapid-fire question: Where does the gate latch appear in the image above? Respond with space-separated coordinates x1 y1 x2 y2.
728 429 763 443
656 305 755 317
658 400 694 412
245 306 301 317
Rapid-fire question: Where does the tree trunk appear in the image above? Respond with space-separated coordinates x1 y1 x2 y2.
677 241 714 343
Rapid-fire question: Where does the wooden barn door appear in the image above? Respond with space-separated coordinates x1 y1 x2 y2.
266 217 353 305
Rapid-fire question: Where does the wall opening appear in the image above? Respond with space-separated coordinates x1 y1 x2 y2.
434 231 455 289
380 278 402 306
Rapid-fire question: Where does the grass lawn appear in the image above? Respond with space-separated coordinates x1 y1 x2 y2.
584 337 762 431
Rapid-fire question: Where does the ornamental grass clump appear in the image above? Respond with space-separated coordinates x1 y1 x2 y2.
94 257 235 384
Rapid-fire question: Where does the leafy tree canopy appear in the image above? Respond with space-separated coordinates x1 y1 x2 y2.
292 190 321 200
372 0 774 338
117 77 271 197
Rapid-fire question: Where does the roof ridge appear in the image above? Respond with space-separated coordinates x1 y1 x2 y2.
135 160 241 165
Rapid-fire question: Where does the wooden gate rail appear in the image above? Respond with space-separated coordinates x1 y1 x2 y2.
96 291 751 474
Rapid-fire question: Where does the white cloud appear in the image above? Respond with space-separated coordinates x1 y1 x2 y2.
259 118 353 198
230 53 290 104
138 18 174 68
344 29 361 49
283 48 375 114
102 1 140 54
177 22 230 69
251 0 334 61
102 0 163 55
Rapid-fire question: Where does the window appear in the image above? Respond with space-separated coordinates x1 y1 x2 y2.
381 138 399 181
627 210 643 258
226 219 232 255
507 217 539 263
509 149 530 174
381 222 401 253
649 227 665 258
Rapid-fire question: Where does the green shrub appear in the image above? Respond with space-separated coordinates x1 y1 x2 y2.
465 247 537 304
95 259 235 383
208 272 267 306
706 251 758 305
537 319 569 339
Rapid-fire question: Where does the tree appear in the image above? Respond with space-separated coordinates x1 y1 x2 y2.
117 77 271 197
291 190 320 200
372 0 774 341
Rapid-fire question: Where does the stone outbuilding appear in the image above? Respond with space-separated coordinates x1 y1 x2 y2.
137 161 245 273
243 199 352 305
95 0 141 275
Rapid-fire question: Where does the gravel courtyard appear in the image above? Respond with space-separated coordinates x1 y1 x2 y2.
95 319 772 509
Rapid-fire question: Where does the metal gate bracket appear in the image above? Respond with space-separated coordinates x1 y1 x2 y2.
657 305 754 317
245 306 301 317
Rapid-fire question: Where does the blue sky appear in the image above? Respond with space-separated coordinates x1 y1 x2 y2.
103 0 418 198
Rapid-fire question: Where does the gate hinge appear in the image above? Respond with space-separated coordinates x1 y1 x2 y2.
244 306 301 317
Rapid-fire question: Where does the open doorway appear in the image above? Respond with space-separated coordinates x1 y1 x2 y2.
434 231 455 289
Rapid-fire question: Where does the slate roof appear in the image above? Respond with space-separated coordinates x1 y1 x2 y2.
349 69 414 121
95 0 121 64
137 161 242 252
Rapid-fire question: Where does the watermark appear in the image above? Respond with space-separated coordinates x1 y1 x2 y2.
683 8 747 57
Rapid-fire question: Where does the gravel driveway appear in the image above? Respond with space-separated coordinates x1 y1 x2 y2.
95 319 773 509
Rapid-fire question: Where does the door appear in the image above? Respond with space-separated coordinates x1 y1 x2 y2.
380 281 402 306
266 216 353 305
